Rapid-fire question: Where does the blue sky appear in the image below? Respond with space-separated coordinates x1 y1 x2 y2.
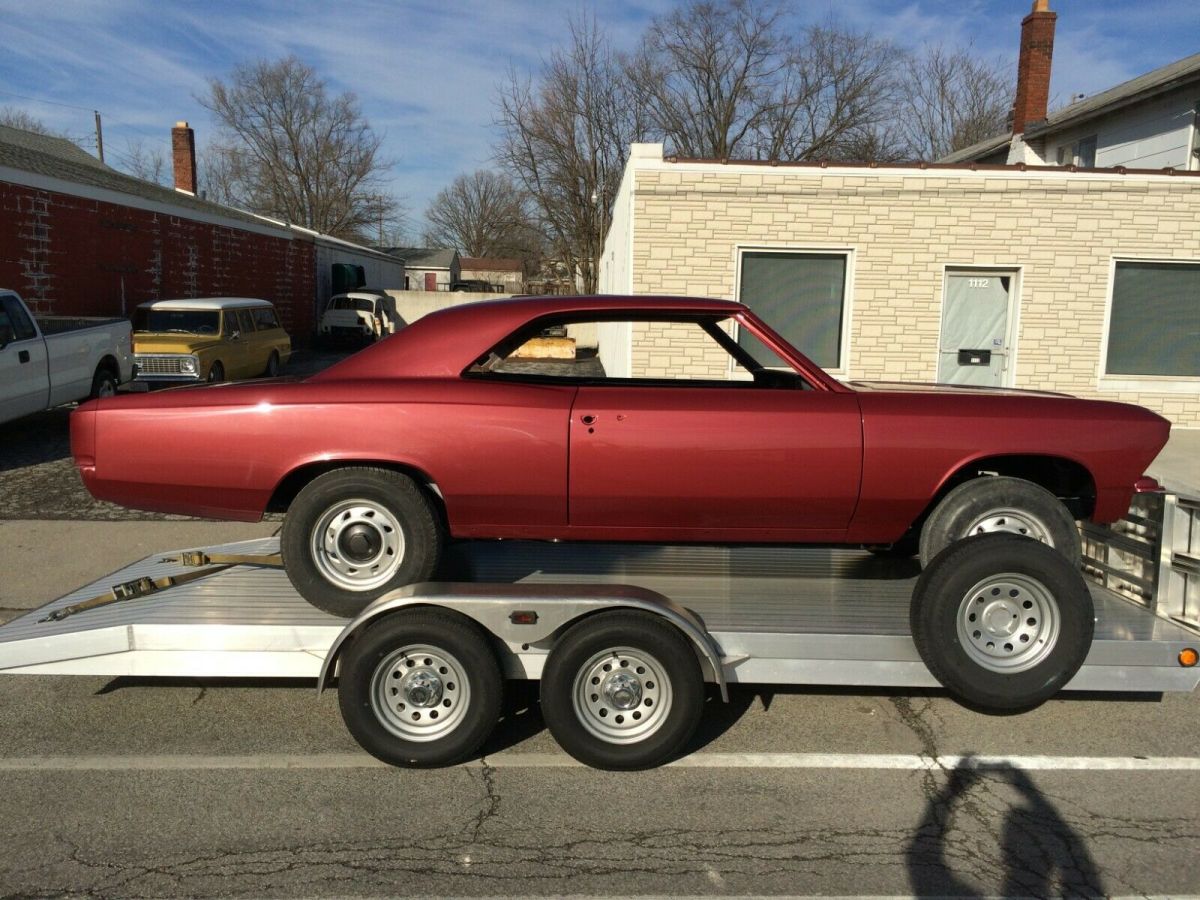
0 0 1196 238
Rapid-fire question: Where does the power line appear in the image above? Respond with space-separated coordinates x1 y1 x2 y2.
0 88 99 114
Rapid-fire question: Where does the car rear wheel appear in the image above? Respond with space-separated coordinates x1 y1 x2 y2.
89 365 119 400
263 351 280 378
918 476 1081 568
281 467 443 617
910 533 1094 710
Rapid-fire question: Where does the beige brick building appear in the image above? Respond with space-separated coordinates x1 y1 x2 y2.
599 143 1200 427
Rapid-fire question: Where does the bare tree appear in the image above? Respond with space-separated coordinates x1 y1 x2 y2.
0 106 55 134
200 55 400 240
899 45 1013 160
114 138 168 185
496 16 648 292
626 0 786 160
423 170 536 259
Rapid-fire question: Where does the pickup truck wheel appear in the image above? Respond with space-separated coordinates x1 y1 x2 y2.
540 611 704 770
338 609 501 767
89 366 119 399
207 361 225 383
263 351 280 377
910 534 1094 710
281 467 443 617
918 476 1081 568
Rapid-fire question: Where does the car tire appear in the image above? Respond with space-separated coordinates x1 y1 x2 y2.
281 467 443 617
263 351 280 378
89 365 119 400
207 361 225 383
918 476 1081 569
539 611 704 770
338 609 502 767
910 533 1094 711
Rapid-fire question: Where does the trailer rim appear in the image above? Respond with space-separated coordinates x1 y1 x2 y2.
369 642 472 742
572 645 673 744
956 571 1062 674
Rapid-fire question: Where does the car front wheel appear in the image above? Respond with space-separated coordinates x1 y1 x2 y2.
918 476 1081 568
281 467 444 617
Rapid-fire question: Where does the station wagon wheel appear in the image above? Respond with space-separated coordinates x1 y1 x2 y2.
909 533 1094 711
263 351 280 378
207 361 225 383
918 476 1081 568
338 609 502 767
540 611 704 770
281 467 443 618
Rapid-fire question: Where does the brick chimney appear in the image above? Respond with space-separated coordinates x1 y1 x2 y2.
171 121 197 195
1011 0 1056 135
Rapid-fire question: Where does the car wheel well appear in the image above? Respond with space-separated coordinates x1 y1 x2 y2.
268 461 448 529
921 455 1097 525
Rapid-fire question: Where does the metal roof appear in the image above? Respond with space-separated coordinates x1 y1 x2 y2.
386 247 459 269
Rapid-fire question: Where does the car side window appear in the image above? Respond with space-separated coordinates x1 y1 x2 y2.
468 316 810 389
237 309 257 333
253 306 280 330
0 296 38 341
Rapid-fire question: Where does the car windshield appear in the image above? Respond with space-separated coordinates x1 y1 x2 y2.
331 297 375 312
135 309 221 334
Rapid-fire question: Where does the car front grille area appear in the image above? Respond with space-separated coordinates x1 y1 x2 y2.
135 355 195 377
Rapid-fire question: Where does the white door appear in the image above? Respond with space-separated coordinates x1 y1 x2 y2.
937 271 1016 386
0 294 50 422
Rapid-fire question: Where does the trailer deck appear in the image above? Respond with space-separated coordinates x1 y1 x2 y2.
2 537 1197 694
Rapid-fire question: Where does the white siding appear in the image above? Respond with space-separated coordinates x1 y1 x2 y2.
1044 91 1197 170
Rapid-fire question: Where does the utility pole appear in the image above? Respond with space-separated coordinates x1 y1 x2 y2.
94 110 104 164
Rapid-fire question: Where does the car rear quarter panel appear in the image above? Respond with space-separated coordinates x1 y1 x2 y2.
80 379 577 529
847 391 1171 542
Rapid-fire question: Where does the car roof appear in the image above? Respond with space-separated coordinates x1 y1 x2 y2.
317 294 748 381
137 298 273 311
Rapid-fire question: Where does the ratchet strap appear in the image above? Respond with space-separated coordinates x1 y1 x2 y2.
38 551 284 624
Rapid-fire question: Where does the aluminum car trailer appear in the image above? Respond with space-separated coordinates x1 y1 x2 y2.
1 534 1198 769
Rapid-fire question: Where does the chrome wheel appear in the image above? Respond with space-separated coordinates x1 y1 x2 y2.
963 507 1052 544
572 646 672 744
956 573 1061 673
311 498 405 591
369 644 471 742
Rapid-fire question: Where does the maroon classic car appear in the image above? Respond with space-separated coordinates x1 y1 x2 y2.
72 295 1170 616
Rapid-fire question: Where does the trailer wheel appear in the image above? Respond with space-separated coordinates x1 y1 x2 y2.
337 609 502 767
918 476 1081 568
540 611 704 770
910 533 1094 711
282 467 443 617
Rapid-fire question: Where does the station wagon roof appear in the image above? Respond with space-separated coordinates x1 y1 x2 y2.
137 298 273 310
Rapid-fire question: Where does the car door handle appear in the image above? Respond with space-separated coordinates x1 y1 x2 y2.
18 350 29 363
580 414 596 425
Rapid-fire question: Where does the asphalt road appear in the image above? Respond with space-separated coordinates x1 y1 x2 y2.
1 354 1198 897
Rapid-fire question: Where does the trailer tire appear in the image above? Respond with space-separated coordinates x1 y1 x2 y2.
337 609 502 767
918 476 1081 568
281 467 443 617
540 611 704 770
910 533 1094 711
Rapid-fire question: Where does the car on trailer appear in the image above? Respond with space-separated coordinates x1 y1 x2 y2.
73 295 1168 620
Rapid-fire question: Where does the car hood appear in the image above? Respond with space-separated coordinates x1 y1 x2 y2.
846 379 1072 399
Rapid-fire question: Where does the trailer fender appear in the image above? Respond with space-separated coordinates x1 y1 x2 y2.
317 581 729 701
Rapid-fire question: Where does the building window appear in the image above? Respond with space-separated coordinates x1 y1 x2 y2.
1106 261 1200 377
738 250 849 370
1057 135 1098 167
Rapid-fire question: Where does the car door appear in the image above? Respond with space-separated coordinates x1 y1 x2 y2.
0 294 50 422
568 384 863 539
236 308 262 377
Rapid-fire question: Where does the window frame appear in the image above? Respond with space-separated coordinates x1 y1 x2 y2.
1098 255 1200 392
733 245 855 377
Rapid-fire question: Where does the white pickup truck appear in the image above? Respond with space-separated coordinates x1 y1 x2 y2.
0 289 133 426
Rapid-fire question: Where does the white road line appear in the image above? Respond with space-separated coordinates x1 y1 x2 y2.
0 751 1199 771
